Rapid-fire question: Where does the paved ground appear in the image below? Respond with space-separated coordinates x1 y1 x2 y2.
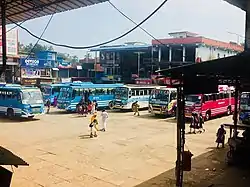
0 108 232 187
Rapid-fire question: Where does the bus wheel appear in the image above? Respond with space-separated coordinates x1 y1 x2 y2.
227 107 232 115
109 101 114 110
205 111 211 121
7 108 14 119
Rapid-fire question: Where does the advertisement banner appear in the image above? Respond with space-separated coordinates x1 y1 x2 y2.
0 27 18 56
21 68 51 78
20 58 54 68
58 61 72 68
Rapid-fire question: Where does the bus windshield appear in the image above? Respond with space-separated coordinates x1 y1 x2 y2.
151 89 169 101
58 87 72 99
114 87 128 99
41 86 51 96
240 93 250 106
185 95 201 104
22 90 43 104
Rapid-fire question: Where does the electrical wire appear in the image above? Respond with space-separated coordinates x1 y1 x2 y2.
25 8 56 59
7 0 169 49
0 10 41 37
108 1 166 46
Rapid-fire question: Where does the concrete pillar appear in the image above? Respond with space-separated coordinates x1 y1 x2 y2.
158 47 161 62
182 46 186 62
169 47 172 62
245 2 250 51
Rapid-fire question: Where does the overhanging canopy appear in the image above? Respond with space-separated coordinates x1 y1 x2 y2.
1 0 108 24
158 51 250 91
158 52 250 79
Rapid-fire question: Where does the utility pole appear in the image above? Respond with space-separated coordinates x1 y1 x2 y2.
1 0 7 82
176 85 185 187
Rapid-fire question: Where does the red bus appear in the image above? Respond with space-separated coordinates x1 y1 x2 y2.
185 85 235 120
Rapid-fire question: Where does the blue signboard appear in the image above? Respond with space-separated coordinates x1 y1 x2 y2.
20 58 55 68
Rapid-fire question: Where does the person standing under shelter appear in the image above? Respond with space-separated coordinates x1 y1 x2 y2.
216 125 226 148
100 110 109 132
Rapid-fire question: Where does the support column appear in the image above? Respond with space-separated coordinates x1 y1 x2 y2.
176 85 185 187
1 0 7 82
158 47 161 62
245 2 250 51
169 47 172 62
182 46 186 62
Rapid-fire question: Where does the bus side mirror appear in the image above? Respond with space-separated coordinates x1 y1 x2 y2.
129 96 131 98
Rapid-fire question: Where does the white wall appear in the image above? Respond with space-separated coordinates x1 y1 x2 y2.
196 45 239 61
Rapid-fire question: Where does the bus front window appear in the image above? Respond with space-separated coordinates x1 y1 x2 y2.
22 90 43 104
151 89 169 101
59 87 72 100
115 88 128 100
185 95 201 104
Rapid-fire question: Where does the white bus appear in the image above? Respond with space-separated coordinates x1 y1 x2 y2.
110 85 156 110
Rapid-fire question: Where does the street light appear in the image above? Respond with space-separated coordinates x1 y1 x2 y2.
134 52 145 78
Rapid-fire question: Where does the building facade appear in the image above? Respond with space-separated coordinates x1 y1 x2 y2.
0 28 19 83
90 32 243 83
20 51 57 85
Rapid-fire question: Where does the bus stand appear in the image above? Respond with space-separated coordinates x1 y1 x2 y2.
157 51 250 187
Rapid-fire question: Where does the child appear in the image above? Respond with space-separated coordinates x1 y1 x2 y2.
89 112 99 138
133 101 140 116
101 110 109 132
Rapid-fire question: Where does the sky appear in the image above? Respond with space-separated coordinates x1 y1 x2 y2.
13 0 246 58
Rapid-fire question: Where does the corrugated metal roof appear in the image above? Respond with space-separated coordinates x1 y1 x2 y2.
2 0 108 24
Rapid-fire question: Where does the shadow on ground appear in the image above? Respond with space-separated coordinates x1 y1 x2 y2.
134 146 250 187
0 117 39 123
49 110 72 115
79 134 92 139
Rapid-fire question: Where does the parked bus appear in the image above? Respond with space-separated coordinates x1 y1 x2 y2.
0 84 44 118
57 83 123 112
185 85 235 120
239 92 250 124
148 87 177 116
40 83 69 104
110 85 156 110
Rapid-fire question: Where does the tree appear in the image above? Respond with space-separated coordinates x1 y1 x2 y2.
18 42 54 54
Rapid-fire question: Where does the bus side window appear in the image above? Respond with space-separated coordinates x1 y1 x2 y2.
72 90 76 98
171 92 177 100
144 90 148 96
148 89 152 95
212 94 216 101
131 90 135 96
135 90 139 96
219 93 224 99
140 90 144 96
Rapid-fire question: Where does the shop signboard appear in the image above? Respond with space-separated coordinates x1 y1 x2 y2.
21 78 37 85
58 60 72 68
0 27 18 56
20 58 54 68
21 68 51 78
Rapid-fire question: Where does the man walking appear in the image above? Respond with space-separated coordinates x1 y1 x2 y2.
101 110 109 132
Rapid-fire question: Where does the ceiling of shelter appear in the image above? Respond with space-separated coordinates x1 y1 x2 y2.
0 0 108 24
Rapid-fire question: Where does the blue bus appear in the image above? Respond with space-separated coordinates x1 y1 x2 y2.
57 83 123 112
110 84 156 110
0 84 44 118
40 83 72 104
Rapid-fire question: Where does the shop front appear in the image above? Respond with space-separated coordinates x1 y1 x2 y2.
20 58 54 86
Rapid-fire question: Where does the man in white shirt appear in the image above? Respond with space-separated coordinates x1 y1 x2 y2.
101 110 109 132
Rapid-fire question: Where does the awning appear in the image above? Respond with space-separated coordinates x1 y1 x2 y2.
77 66 82 70
52 68 59 71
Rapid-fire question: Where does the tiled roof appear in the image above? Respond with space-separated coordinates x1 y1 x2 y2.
152 36 243 52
